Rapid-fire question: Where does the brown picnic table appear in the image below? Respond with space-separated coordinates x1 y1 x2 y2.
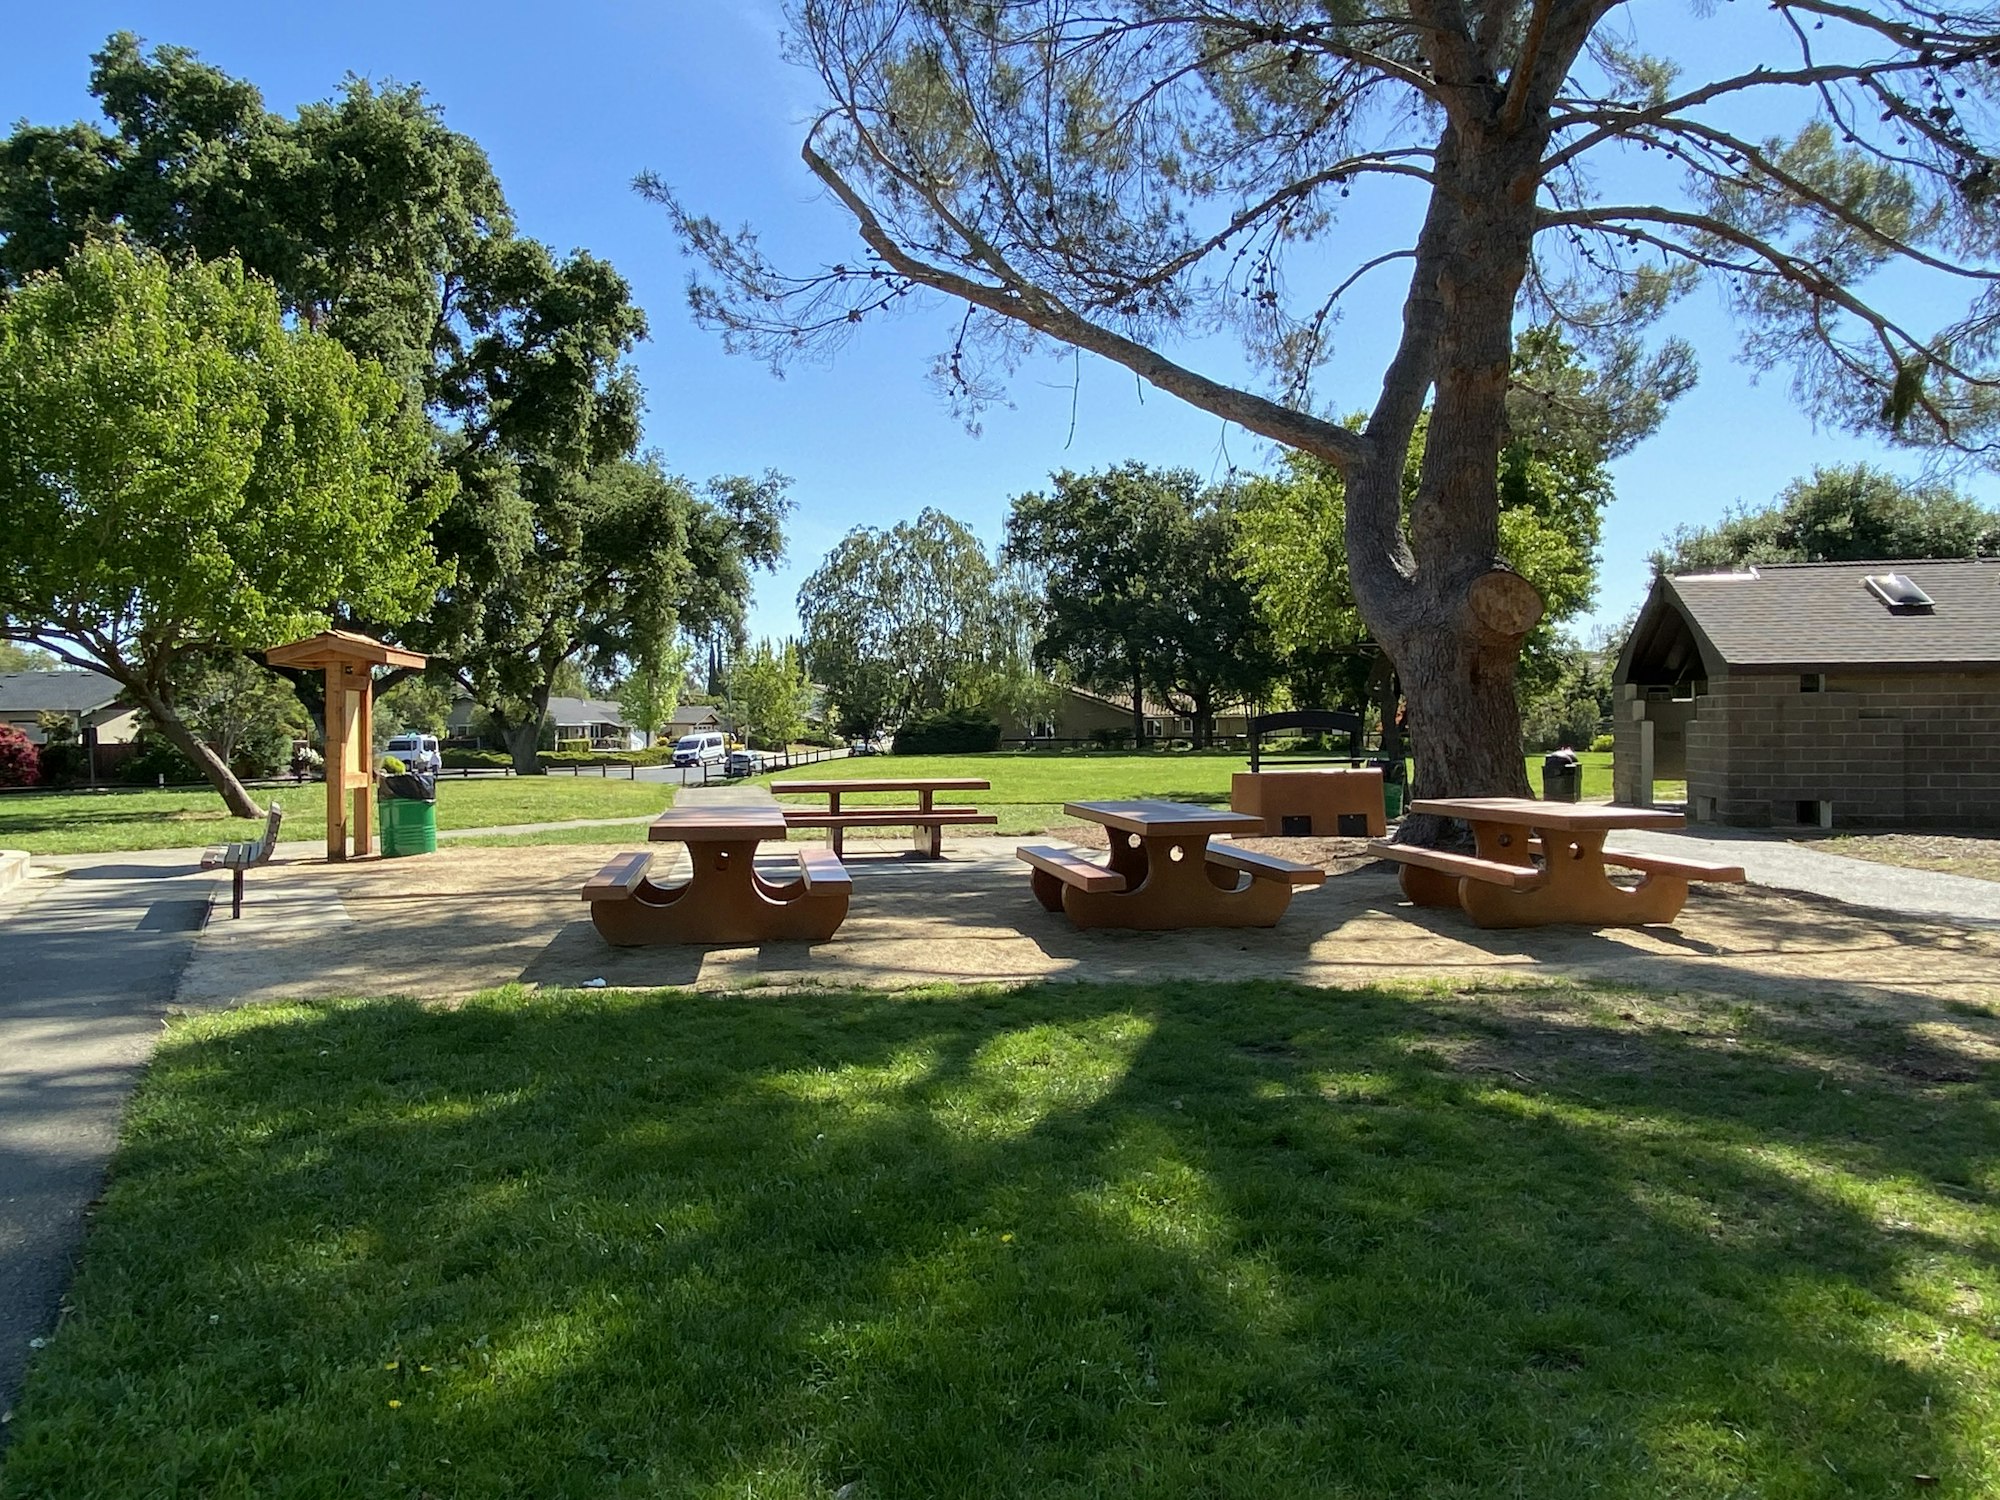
770 776 996 857
1017 799 1325 930
580 800 850 946
1369 797 1744 928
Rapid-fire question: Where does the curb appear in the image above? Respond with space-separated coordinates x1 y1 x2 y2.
0 849 28 897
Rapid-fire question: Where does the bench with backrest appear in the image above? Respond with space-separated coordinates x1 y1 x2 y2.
771 777 996 858
200 803 285 919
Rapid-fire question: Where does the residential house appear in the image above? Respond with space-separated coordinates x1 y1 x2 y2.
0 669 139 746
1613 558 2000 828
998 686 1253 745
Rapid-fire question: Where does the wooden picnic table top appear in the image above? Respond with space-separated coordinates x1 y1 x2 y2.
1407 797 1686 832
648 805 790 842
1064 799 1266 838
770 777 991 795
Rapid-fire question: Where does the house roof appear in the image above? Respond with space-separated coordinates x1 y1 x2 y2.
547 696 630 729
0 669 124 714
1063 686 1251 720
1621 558 2000 678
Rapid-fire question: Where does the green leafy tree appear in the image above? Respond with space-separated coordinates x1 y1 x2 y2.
1657 465 2000 573
374 675 455 742
798 508 1038 738
0 241 446 815
1240 329 1613 736
172 653 311 777
0 643 54 674
454 460 788 772
651 0 2000 816
726 639 813 750
0 35 649 713
615 638 696 746
1004 465 1278 745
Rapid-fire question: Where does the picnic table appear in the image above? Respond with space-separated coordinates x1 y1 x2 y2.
1368 797 1744 928
581 800 850 946
1017 799 1325 930
771 776 996 857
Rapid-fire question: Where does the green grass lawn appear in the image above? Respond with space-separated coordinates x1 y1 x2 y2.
5 979 1992 1497
0 777 676 856
0 752 1618 856
760 749 1615 828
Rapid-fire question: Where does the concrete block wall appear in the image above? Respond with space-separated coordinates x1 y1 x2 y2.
1683 669 2000 829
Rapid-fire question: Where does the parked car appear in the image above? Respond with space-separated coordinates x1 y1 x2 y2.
848 738 880 757
383 733 441 774
671 731 728 768
725 748 766 778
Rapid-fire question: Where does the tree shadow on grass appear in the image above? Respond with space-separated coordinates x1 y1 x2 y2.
3 979 1994 1497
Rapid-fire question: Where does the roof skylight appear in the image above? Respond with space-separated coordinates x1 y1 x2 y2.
1863 573 1936 613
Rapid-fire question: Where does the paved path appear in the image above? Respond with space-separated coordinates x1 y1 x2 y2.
1615 825 2000 926
0 853 220 1429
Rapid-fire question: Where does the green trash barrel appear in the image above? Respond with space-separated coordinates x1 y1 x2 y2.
378 791 437 856
1383 782 1404 820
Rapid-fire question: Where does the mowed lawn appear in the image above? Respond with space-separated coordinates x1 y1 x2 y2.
762 750 1615 834
4 979 1993 1497
1 752 1615 855
0 777 675 856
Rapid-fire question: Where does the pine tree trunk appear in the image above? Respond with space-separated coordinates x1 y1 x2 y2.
131 681 264 818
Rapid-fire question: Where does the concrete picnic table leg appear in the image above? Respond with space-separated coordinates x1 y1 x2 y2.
588 837 849 946
1061 834 1294 931
914 786 942 858
1454 824 1688 929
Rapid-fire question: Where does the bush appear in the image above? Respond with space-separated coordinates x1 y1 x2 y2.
440 749 511 770
1590 733 1615 753
116 733 205 786
0 726 39 788
34 740 92 788
892 708 1002 755
554 738 593 753
1089 727 1134 750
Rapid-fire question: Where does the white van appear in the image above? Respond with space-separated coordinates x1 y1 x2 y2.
384 733 441 774
672 731 727 767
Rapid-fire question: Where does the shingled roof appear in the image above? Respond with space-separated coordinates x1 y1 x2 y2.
1620 558 2000 679
0 669 124 714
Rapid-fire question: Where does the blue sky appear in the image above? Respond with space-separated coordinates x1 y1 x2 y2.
3 2 1978 648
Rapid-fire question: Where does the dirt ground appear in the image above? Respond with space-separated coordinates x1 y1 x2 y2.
1808 831 2000 885
169 835 2000 1025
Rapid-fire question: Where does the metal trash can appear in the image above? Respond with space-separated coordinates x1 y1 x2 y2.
1541 751 1582 803
378 771 438 856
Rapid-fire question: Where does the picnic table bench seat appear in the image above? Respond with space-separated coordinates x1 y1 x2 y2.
1204 843 1329 887
200 803 284 919
1017 843 1130 900
1365 840 1549 890
771 776 995 858
582 830 851 946
1598 847 1746 883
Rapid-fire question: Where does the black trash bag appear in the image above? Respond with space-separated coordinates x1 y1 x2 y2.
378 771 437 803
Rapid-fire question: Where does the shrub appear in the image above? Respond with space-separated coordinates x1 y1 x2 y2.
0 726 39 788
1089 727 1134 750
892 708 1002 755
440 749 511 770
554 738 593 753
1590 733 1615 753
116 732 204 786
34 740 92 788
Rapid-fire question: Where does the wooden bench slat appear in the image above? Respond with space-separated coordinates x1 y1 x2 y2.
1599 847 1746 882
782 810 997 828
1016 844 1128 894
771 778 990 794
582 851 654 901
1205 843 1328 887
797 846 852 892
1365 840 1547 889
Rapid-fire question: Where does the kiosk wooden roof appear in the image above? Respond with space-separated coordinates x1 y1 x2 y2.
265 630 427 671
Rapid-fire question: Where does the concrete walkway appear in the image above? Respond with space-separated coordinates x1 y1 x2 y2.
1614 825 2000 926
0 853 220 1429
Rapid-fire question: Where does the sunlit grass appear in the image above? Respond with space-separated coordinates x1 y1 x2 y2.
4 978 1993 1497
